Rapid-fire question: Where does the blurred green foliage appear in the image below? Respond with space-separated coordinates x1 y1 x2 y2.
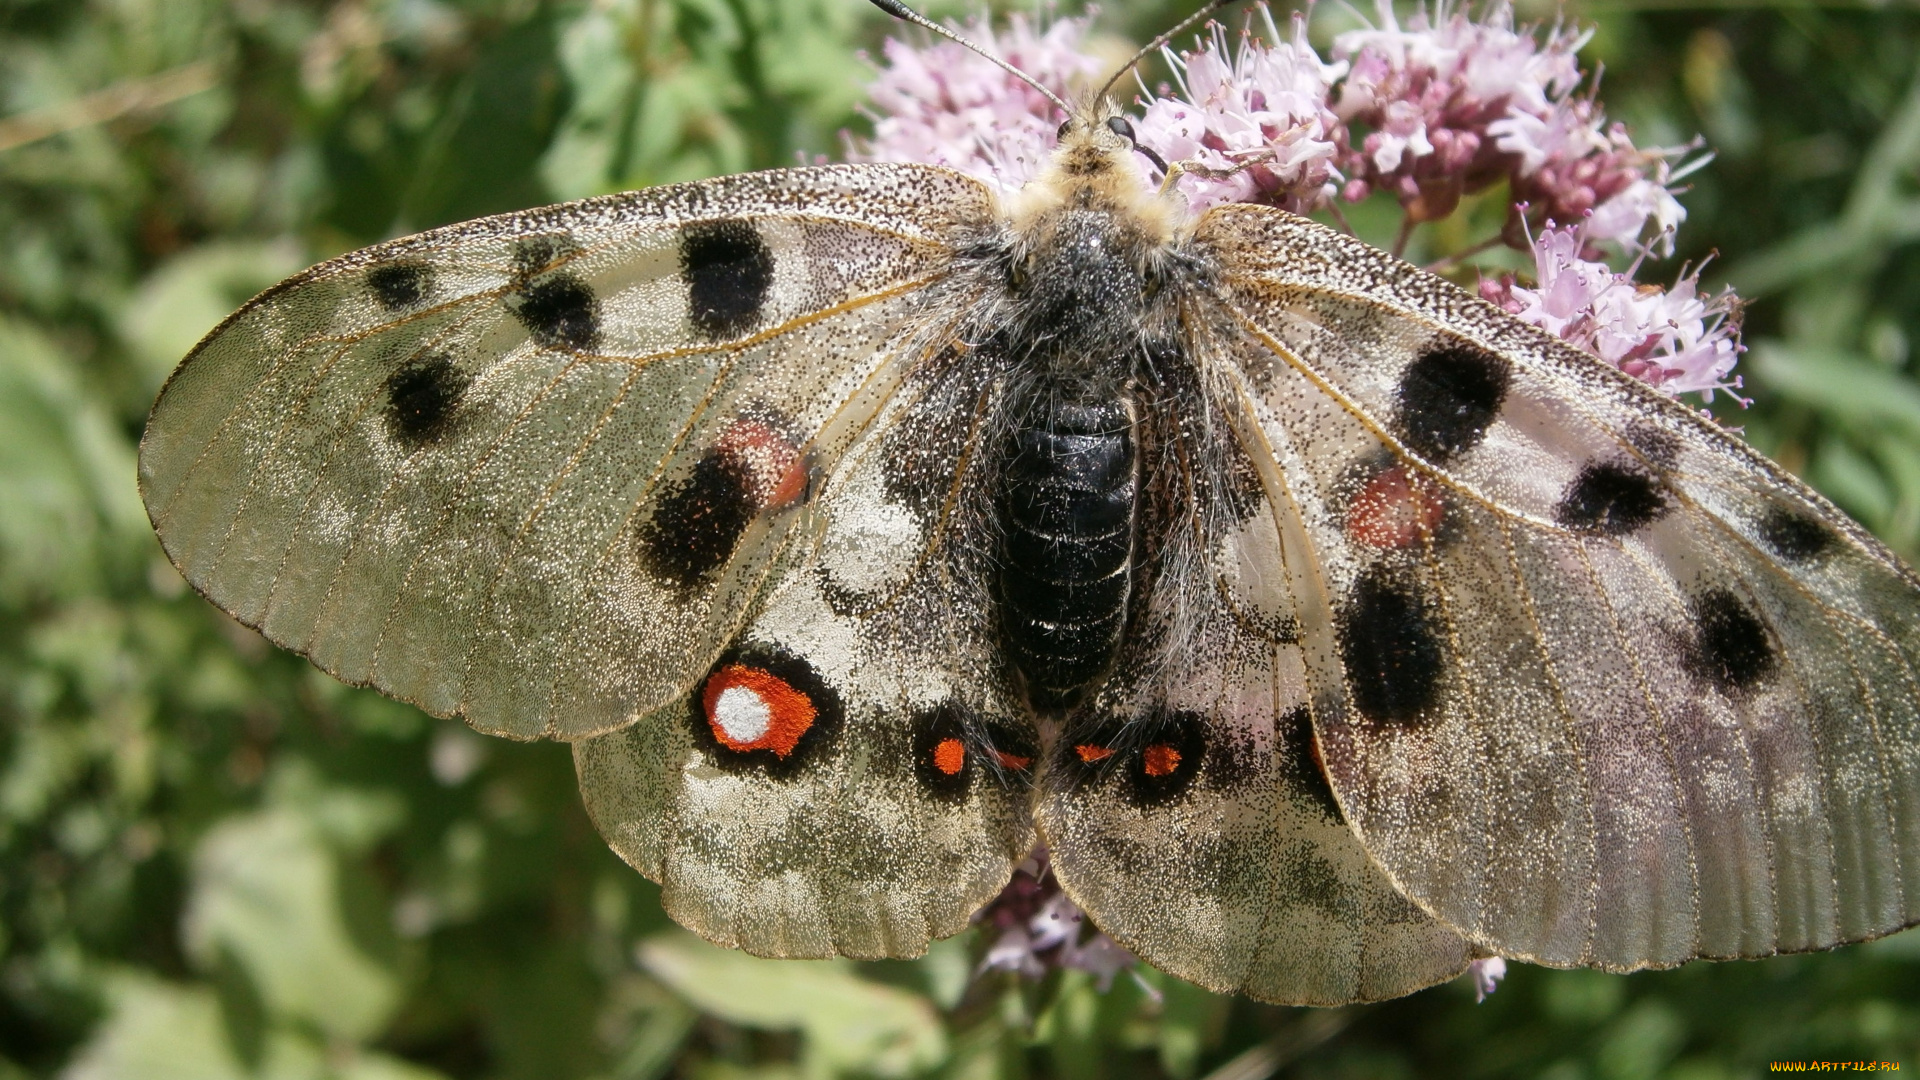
1 0 1917 1077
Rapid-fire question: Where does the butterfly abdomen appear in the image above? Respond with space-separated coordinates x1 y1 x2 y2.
998 396 1137 711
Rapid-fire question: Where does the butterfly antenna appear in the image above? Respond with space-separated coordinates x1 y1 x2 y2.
865 0 1072 118
1095 0 1240 103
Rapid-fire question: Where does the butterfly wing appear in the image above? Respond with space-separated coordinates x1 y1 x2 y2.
574 349 1040 958
140 164 990 741
1037 376 1474 1004
1198 205 1920 970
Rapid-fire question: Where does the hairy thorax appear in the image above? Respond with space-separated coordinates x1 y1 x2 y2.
986 117 1188 711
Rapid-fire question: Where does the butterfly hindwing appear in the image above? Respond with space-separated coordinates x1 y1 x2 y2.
1036 397 1474 1005
140 164 991 741
575 368 1038 958
1200 205 1920 970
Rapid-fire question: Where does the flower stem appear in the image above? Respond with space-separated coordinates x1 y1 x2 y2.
1324 201 1356 236
1425 234 1506 274
1392 213 1415 258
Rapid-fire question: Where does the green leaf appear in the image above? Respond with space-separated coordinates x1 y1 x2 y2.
1596 1001 1685 1080
638 932 947 1078
60 973 251 1080
60 971 454 1080
118 240 309 389
0 315 147 603
1749 343 1920 436
182 804 401 1042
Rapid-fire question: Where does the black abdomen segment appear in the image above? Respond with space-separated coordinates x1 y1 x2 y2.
998 398 1136 710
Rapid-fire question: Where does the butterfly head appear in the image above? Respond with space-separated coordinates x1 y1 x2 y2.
1050 106 1165 181
1009 99 1181 242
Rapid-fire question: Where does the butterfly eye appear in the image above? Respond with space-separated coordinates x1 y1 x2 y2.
1103 115 1168 174
1057 119 1073 140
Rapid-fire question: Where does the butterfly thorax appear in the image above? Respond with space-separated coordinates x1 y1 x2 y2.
990 117 1183 712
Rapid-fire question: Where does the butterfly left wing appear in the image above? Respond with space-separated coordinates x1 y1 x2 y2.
1196 205 1920 971
1037 398 1474 1004
573 345 1041 959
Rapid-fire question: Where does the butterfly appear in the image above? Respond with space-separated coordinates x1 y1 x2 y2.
137 7 1920 1006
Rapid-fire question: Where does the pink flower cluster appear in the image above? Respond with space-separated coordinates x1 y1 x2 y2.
1481 223 1746 401
1331 0 1586 222
1469 956 1507 1002
849 2 1743 404
974 849 1137 988
853 13 1102 190
1133 10 1349 213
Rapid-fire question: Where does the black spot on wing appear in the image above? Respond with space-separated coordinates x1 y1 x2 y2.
1624 422 1682 469
509 274 600 351
1757 506 1834 563
384 355 468 446
911 705 1036 800
1688 587 1776 692
1128 709 1206 806
982 721 1039 788
1337 568 1444 725
911 703 975 803
1393 342 1511 462
514 235 575 277
681 219 774 340
636 450 758 589
367 260 432 310
1054 707 1206 808
1555 461 1671 536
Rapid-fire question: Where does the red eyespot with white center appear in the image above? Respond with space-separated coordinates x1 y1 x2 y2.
1347 463 1446 549
701 663 816 757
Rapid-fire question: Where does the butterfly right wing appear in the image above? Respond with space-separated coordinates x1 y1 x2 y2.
574 348 1041 959
140 164 992 742
1197 204 1920 971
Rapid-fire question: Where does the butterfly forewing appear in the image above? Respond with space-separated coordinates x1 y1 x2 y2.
1201 206 1920 969
141 165 990 741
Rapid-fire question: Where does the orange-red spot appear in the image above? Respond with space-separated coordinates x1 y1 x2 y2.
713 419 807 508
993 750 1034 771
1347 464 1445 549
1075 744 1115 763
701 663 815 757
1142 743 1182 777
769 456 811 508
932 737 967 776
